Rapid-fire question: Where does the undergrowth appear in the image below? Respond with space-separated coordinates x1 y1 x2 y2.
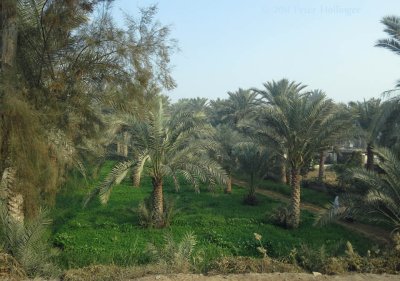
52 161 375 270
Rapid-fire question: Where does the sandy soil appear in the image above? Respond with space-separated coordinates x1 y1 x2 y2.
133 273 400 281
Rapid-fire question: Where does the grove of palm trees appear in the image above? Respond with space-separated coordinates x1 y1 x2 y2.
1 1 400 280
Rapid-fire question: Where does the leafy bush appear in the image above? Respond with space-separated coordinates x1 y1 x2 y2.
242 194 259 206
0 206 60 278
268 204 291 228
294 244 330 272
137 196 177 228
145 231 202 273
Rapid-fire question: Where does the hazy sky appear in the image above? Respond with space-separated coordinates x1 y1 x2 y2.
112 0 400 102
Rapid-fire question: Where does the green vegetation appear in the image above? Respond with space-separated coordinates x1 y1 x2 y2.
52 162 373 269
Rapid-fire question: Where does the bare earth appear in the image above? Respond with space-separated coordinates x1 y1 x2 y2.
134 273 399 281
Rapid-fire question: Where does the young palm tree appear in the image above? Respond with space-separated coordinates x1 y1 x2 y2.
348 99 383 170
213 125 242 193
233 140 269 205
255 81 348 228
85 101 227 227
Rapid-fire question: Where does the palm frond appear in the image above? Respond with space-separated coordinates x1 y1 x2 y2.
83 160 135 207
132 151 149 187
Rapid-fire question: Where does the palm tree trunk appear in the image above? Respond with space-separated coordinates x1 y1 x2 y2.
0 0 17 176
0 167 24 223
0 4 22 224
366 142 374 171
1 0 18 73
288 168 301 229
117 142 122 156
132 174 141 188
224 175 232 194
249 173 255 197
122 132 129 157
285 168 291 186
280 159 286 184
318 151 325 183
151 177 164 227
0 115 11 176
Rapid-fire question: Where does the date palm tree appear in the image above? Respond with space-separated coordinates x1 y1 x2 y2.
208 88 259 127
233 140 269 205
213 125 242 193
255 81 349 228
348 99 383 170
253 79 306 184
85 100 227 227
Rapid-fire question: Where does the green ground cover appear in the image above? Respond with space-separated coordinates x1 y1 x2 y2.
52 162 374 269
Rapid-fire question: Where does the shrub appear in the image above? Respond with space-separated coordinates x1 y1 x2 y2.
145 231 202 273
268 204 291 228
344 241 363 271
295 244 330 272
0 204 60 278
137 196 177 228
242 194 259 206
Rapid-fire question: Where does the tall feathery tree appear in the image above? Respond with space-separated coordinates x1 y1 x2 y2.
85 100 227 227
0 1 178 219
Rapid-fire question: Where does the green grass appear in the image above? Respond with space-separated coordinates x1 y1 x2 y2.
52 162 374 269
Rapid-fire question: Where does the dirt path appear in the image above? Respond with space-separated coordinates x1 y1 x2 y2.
232 179 392 244
134 273 399 281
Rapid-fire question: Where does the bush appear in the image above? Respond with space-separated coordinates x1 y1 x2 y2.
145 231 202 273
242 194 259 206
0 205 60 278
268 204 291 228
294 244 331 273
136 196 177 228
